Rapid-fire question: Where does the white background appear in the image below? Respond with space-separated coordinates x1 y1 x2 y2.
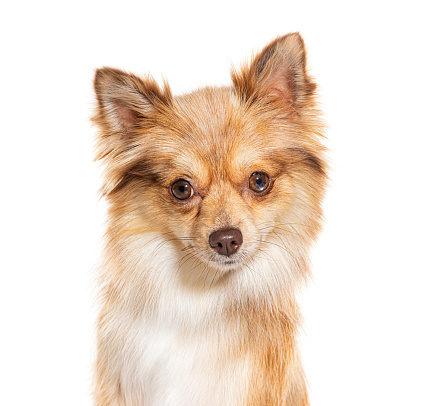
1 1 424 405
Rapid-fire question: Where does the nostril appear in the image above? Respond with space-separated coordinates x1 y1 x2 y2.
209 228 243 257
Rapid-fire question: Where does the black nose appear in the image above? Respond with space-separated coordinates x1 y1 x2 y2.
209 228 243 257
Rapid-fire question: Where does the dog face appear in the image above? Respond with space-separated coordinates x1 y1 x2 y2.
93 33 327 290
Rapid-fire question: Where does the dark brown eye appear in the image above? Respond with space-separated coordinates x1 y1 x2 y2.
171 179 193 200
249 172 270 193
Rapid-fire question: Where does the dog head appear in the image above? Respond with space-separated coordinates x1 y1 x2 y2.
93 33 327 291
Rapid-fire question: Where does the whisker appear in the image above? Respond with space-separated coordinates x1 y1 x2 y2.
244 257 276 298
209 268 219 291
258 224 300 237
177 252 197 271
181 245 195 252
203 261 211 289
255 238 298 264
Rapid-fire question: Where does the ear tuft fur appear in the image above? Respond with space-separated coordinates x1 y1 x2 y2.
232 33 316 113
92 68 173 196
93 67 172 135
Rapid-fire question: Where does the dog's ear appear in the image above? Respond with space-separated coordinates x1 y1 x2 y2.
92 68 172 195
232 33 316 112
93 67 172 135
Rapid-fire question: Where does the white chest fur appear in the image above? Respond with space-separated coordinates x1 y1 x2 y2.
125 317 249 406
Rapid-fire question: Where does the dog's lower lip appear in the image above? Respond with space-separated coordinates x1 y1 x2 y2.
208 256 239 267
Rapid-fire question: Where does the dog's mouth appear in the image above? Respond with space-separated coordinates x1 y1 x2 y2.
175 228 255 277
202 250 248 271
175 241 256 288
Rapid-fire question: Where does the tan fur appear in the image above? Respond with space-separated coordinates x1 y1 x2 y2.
92 33 327 405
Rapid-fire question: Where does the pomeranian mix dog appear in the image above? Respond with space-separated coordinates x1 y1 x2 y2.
92 32 327 405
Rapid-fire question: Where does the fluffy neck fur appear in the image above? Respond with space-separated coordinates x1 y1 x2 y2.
95 230 308 405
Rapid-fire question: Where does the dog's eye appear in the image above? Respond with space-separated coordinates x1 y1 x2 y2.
171 179 193 200
249 172 270 193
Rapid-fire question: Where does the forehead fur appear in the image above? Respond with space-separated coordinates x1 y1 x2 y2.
132 88 317 186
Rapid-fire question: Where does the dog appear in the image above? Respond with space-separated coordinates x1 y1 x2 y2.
92 32 327 405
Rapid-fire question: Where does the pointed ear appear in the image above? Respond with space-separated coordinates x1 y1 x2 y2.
232 33 316 112
93 67 172 135
92 68 172 196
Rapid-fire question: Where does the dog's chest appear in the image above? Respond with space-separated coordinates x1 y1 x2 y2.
124 316 249 406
